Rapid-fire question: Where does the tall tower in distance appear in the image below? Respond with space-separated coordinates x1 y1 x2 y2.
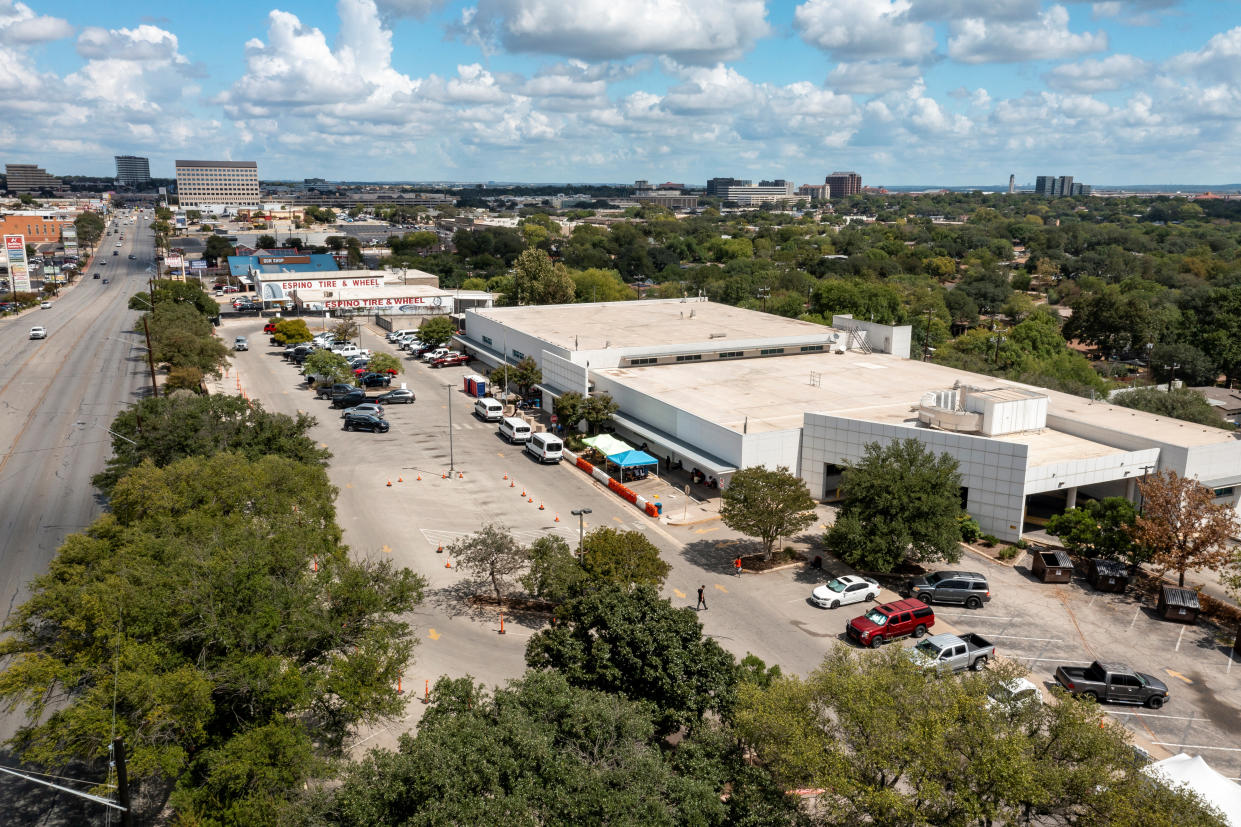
1008 174 1015 194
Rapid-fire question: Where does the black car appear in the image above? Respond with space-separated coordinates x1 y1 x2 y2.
93 273 100 279
377 388 415 405
359 372 391 387
236 301 261 312
343 412 389 433
317 382 355 399
331 389 367 408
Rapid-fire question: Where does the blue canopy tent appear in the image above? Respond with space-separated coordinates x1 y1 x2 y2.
606 449 659 483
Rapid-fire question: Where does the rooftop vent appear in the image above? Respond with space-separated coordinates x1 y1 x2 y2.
709 332 727 339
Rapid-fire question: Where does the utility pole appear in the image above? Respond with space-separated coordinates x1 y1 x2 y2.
141 315 159 398
446 384 455 473
112 738 132 826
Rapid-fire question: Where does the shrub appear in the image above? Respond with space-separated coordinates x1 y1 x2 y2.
958 515 982 542
979 534 999 547
997 546 1019 561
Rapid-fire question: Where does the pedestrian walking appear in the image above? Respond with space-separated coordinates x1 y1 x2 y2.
733 557 742 577
696 585 708 611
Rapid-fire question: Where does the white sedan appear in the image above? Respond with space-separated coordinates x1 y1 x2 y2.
811 575 880 609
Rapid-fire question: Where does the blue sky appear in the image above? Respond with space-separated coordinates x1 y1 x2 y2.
2 0 1239 185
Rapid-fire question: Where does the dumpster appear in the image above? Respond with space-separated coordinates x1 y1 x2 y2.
1087 559 1129 593
1157 585 1200 624
1032 549 1073 583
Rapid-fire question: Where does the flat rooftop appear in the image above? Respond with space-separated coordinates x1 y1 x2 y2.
595 352 1236 461
473 298 833 352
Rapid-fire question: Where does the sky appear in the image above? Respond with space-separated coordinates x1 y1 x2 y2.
1 0 1239 186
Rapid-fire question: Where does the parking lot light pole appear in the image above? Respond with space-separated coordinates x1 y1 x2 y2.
570 508 592 561
446 384 455 473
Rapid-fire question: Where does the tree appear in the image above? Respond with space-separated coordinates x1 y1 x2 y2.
720 466 818 561
1046 498 1146 571
826 439 964 572
513 248 575 305
73 211 104 248
0 454 425 823
255 234 277 250
366 352 402 376
145 302 231 377
91 394 329 493
1112 388 1232 430
526 586 738 735
571 267 637 302
203 234 235 265
1149 342 1218 387
521 535 585 603
128 279 218 318
735 648 1227 826
310 671 798 826
447 523 529 604
490 356 541 399
553 391 586 433
332 318 359 342
416 315 455 348
581 393 618 434
581 527 671 588
1132 470 1240 587
302 349 354 385
273 318 313 345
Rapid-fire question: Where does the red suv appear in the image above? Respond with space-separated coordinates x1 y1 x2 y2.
263 322 277 333
846 598 935 648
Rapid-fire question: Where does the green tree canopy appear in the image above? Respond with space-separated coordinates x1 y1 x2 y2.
1112 387 1233 430
92 394 328 493
416 315 455 348
581 393 618 434
826 439 964 572
302 349 354 385
720 466 818 560
489 356 542 399
255 234 277 250
203 234 235 265
571 267 638 302
1046 497 1144 570
447 523 529 604
553 391 586 433
129 278 218 317
513 248 575 305
0 453 424 823
521 535 586 603
366 351 402 375
273 318 313 345
581 527 671 589
145 301 231 377
73 211 105 248
735 648 1227 826
526 585 737 735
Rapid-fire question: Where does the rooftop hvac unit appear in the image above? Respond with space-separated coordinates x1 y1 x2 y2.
827 332 841 343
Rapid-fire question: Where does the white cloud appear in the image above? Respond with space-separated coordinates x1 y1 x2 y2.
826 61 921 95
1165 26 1241 86
795 0 935 61
906 0 1041 21
461 0 769 65
948 5 1107 63
1045 54 1146 92
0 1 71 44
374 0 446 18
76 25 187 63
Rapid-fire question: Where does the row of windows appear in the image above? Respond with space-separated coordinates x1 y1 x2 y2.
675 354 702 363
760 347 784 355
629 357 657 366
512 349 524 359
482 335 493 346
624 345 826 366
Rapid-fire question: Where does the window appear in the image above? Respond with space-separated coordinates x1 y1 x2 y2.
511 349 524 359
675 354 701 362
482 335 493 346
896 612 911 624
800 344 823 352
718 351 744 359
1113 674 1141 688
629 357 657 366
914 607 933 619
1214 486 1235 498
760 347 785 355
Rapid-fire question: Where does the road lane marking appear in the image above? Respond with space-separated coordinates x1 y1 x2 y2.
427 629 440 640
612 516 623 523
986 635 1062 642
381 544 392 554
1151 742 1241 752
713 584 728 593
1107 712 1203 721
936 614 1015 621
1009 657 1093 664
1174 626 1186 652
1163 669 1193 684
694 526 720 534
673 588 686 598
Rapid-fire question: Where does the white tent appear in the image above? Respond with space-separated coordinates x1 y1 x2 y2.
1144 753 1241 826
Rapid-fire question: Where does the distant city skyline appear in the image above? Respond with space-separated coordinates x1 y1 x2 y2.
2 0 1239 185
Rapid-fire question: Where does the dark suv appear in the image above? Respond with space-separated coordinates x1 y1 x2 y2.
908 571 991 609
847 599 935 648
343 412 389 433
331 389 367 408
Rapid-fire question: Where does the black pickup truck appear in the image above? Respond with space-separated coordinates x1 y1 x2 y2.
1054 661 1169 709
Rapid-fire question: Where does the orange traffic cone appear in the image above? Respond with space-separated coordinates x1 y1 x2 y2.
398 476 403 483
554 514 560 522
538 503 545 511
386 480 392 487
445 559 452 568
442 472 447 479
503 473 508 480
396 677 404 695
436 545 443 553
528 497 533 503
458 472 463 479
417 474 422 481
510 479 515 488
521 489 526 497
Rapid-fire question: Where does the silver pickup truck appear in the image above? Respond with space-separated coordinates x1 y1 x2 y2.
909 632 995 673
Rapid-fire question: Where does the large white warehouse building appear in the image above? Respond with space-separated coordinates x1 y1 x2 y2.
456 298 1241 542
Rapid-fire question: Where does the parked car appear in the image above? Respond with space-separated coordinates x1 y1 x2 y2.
331 389 368 408
421 348 452 363
342 412 389 433
1053 661 1169 708
234 336 248 351
846 599 934 648
341 403 384 419
431 353 470 368
376 388 415 405
102 279 109 284
113 250 119 256
908 632 995 673
128 254 136 260
235 301 261 312
811 575 880 609
987 677 1043 710
29 326 46 339
93 273 100 279
908 571 992 609
40 301 52 309
263 322 278 333
316 382 356 399
358 372 391 387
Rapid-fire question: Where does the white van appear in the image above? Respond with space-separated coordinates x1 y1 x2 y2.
474 397 503 422
498 416 532 443
524 433 563 464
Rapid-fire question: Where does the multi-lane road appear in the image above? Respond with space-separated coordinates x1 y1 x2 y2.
0 217 151 745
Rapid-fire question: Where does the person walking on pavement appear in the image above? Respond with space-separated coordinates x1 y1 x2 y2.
734 557 742 577
696 585 708 611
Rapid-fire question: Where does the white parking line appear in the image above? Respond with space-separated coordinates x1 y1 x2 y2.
1129 606 1141 630
1175 625 1186 652
1107 711 1203 721
936 614 1016 621
1009 656 1093 664
987 634 1062 642
1151 742 1241 752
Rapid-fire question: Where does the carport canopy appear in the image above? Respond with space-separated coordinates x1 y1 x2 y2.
609 449 658 468
582 434 631 455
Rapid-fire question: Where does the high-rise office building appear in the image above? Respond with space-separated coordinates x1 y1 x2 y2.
4 163 61 193
1008 174 1015 194
1035 174 1089 198
174 160 260 208
825 171 862 197
115 155 152 187
717 180 796 205
706 177 751 196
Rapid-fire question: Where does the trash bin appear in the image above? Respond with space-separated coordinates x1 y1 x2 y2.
813 555 823 569
655 502 663 516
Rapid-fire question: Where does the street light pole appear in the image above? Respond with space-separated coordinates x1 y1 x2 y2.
571 508 592 561
446 383 455 473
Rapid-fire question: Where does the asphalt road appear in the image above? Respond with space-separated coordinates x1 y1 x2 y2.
0 214 152 744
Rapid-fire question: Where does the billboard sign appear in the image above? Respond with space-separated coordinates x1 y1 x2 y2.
190 259 207 269
322 295 449 311
4 235 30 292
165 253 184 269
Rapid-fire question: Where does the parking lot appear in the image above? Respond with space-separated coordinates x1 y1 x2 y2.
219 314 1241 767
